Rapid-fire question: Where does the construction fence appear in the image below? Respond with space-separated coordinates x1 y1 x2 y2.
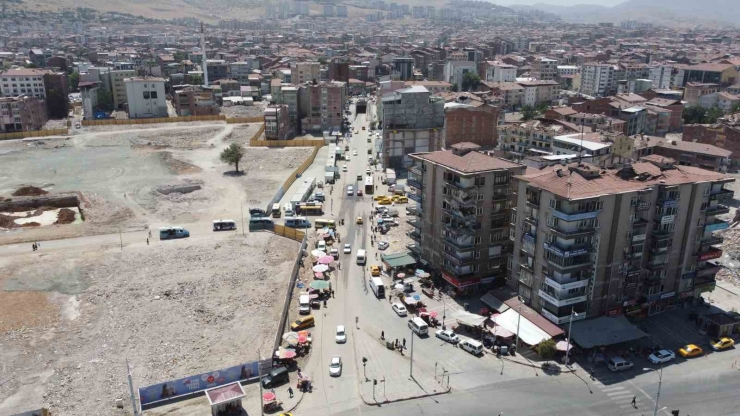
0 128 68 141
81 115 226 126
272 224 306 242
282 145 322 194
226 116 263 124
251 138 325 148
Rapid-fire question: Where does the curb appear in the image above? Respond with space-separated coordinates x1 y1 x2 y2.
359 386 452 406
482 349 575 373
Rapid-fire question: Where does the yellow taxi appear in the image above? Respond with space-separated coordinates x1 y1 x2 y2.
710 337 735 351
374 194 390 201
356 216 363 224
377 197 392 205
371 265 380 276
393 195 408 203
677 344 703 358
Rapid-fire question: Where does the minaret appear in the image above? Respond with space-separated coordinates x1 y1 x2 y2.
200 22 209 86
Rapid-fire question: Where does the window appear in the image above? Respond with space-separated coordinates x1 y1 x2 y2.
474 251 480 259
477 193 484 201
150 91 158 99
474 177 485 186
476 207 483 215
474 236 482 245
143 91 150 99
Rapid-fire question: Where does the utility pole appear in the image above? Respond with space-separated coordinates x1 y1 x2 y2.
409 329 415 378
240 200 245 237
565 311 579 367
119 228 123 251
258 351 264 416
126 359 138 416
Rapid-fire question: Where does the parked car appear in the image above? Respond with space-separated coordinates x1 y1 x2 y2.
343 243 352 254
313 193 325 202
459 339 484 355
377 241 389 250
678 344 703 358
711 337 735 351
329 356 342 376
335 326 347 343
435 329 459 344
342 165 348 172
371 265 380 276
648 349 675 364
392 303 408 317
347 186 354 196
607 357 633 372
356 216 364 224
330 248 339 259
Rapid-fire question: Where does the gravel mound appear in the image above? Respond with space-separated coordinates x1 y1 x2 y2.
54 208 77 225
12 186 49 196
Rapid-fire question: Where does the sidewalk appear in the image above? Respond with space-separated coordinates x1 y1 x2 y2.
242 379 303 414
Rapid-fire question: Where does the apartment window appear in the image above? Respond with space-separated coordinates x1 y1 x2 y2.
474 251 481 259
143 91 150 99
150 91 158 99
477 193 484 201
474 177 485 186
476 207 483 215
474 236 482 245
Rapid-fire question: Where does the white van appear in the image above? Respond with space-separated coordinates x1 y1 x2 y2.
318 240 327 252
299 293 310 315
369 277 385 298
459 339 484 355
607 357 634 372
284 203 294 217
285 217 310 228
356 249 367 265
408 317 428 336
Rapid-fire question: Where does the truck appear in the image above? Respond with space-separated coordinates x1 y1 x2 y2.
356 249 367 265
385 169 396 185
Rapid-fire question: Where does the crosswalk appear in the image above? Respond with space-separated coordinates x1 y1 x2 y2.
591 371 648 415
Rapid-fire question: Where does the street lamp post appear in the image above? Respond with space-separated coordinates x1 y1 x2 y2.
564 310 579 367
643 366 663 416
409 329 415 378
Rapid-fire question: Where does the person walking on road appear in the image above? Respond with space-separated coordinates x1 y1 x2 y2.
403 338 406 348
631 396 636 408
381 331 385 340
146 238 149 245
288 387 294 398
32 243 36 251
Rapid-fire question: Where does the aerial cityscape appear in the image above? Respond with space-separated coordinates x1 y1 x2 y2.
2 0 740 415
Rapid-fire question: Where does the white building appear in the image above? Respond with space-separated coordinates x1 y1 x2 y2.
124 77 168 119
649 65 674 90
485 61 517 83
0 68 48 99
443 61 477 89
580 63 617 97
557 66 579 77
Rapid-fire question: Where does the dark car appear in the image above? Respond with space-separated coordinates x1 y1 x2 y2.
249 208 267 217
262 366 290 388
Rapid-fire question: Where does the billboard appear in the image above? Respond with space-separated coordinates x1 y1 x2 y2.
138 360 265 408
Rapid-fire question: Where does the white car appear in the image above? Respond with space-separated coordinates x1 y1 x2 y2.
342 165 348 172
343 243 352 254
435 329 460 344
392 303 408 317
353 150 358 156
346 155 351 161
329 355 342 376
366 169 371 175
377 241 389 250
335 325 347 344
648 349 676 365
347 186 354 196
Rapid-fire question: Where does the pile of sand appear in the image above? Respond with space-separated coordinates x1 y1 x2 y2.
12 186 48 197
54 208 77 225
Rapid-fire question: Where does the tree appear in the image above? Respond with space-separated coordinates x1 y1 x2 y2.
95 88 114 112
704 107 724 124
682 106 706 124
173 51 187 62
220 143 246 173
536 339 557 362
535 101 550 114
318 57 327 65
521 104 536 121
451 83 459 92
461 72 481 92
68 71 80 92
732 103 740 113
46 88 70 119
189 74 203 86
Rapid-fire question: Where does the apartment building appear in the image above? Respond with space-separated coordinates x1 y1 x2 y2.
649 65 676 90
124 77 167 119
393 57 414 81
0 68 49 99
294 61 320 84
300 81 347 133
381 85 445 169
484 61 517 83
557 66 579 77
205 60 228 83
519 80 560 106
0 96 47 132
110 69 135 109
443 61 477 89
407 144 527 292
675 63 739 88
230 62 253 85
530 58 558 81
444 104 500 149
276 85 301 131
172 86 219 116
480 82 524 109
510 159 734 324
264 104 294 140
580 63 617 97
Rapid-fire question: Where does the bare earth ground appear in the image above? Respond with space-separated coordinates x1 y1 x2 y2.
0 122 315 415
0 233 299 416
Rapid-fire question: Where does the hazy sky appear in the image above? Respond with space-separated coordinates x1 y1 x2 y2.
493 0 625 6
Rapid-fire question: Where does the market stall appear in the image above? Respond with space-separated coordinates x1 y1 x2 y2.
205 382 245 416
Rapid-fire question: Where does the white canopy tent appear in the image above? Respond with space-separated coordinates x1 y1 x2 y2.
494 309 551 346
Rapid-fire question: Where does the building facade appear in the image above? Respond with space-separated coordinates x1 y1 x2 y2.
294 61 321 84
0 68 49 99
264 104 294 140
530 58 558 81
444 105 500 149
580 64 617 97
124 77 168 119
110 70 135 109
0 96 48 132
300 81 347 133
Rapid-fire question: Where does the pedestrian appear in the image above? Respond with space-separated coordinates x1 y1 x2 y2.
381 330 385 340
148 230 152 238
288 387 294 398
375 252 378 259
590 368 595 380
631 396 636 408
331 289 335 298
403 338 406 348
31 243 36 251
395 339 398 348
146 238 149 245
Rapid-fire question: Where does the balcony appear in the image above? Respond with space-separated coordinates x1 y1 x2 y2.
407 218 421 228
541 308 588 325
407 207 421 217
444 201 478 220
552 208 599 222
704 219 730 233
408 190 422 203
409 165 423 177
694 275 717 293
538 289 588 308
654 214 675 224
445 177 477 191
698 248 723 262
544 242 592 259
443 263 475 278
407 178 422 190
444 235 475 251
631 217 649 227
443 248 476 265
709 188 734 201
543 275 589 292
705 204 730 216
523 215 538 227
700 235 724 247
545 254 591 272
493 192 509 202
696 261 721 278
406 243 421 255
407 230 421 242
448 191 478 207
549 225 596 238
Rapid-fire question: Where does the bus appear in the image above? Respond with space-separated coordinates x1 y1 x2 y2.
314 219 337 229
364 175 374 195
159 226 190 240
296 203 323 216
285 216 311 228
212 219 236 231
271 203 281 218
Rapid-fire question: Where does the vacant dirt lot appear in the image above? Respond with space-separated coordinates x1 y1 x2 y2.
0 233 299 416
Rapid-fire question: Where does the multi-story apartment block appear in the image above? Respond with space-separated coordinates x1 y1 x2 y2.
408 144 527 292
381 85 445 169
443 61 477 89
510 159 734 324
480 82 524 109
649 65 676 90
392 57 414 81
172 86 219 116
300 81 346 133
557 66 579 77
0 68 49 99
264 105 294 140
124 77 167 119
675 63 739 88
294 61 320 84
205 60 228 83
110 69 135 109
519 80 560 107
444 104 501 149
498 119 578 160
580 63 617 97
0 96 47 132
484 61 517 83
230 62 253 85
530 58 558 81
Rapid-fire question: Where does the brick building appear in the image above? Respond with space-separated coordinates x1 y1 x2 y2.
444 104 500 149
300 81 347 133
0 96 48 132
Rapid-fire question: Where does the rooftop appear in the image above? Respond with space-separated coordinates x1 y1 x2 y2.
411 149 521 174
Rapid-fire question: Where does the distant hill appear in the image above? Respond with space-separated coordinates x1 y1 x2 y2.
509 0 740 27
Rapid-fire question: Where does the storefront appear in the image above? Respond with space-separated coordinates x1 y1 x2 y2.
441 272 480 296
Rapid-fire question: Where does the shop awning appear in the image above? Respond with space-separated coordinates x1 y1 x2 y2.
381 251 417 268
442 273 480 289
480 292 510 313
451 311 488 327
494 309 552 346
569 316 647 349
205 382 245 406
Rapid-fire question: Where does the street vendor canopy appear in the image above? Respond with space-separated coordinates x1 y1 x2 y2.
480 292 510 313
494 309 552 346
381 251 417 268
451 310 488 327
569 316 648 349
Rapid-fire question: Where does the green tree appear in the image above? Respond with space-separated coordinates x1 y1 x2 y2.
46 88 70 119
318 57 327 65
682 106 706 124
220 143 246 173
536 339 557 362
732 103 740 113
189 74 203 85
521 104 536 121
95 88 114 112
535 101 550 114
704 107 724 123
173 51 187 62
451 83 459 92
461 72 481 92
68 71 80 92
